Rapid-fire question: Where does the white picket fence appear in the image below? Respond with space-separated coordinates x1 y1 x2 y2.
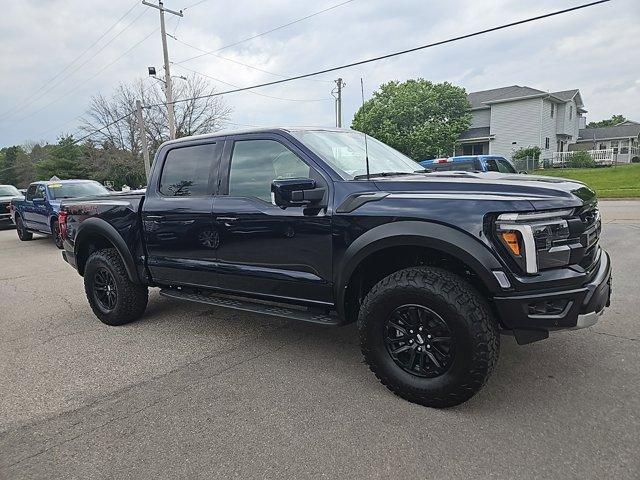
552 149 614 166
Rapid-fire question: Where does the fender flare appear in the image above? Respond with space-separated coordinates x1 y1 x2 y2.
336 221 504 318
74 217 140 283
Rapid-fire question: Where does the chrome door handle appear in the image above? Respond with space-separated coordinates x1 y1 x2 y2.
216 216 239 222
146 215 165 221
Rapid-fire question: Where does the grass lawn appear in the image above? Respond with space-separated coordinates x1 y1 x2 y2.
534 163 640 198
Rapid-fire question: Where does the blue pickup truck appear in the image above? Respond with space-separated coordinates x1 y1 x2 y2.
420 155 518 173
11 180 109 248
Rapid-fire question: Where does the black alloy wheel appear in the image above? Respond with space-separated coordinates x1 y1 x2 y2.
384 304 454 378
93 267 118 312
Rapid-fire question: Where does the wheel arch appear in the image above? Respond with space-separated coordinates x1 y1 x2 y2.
74 217 140 283
336 221 504 322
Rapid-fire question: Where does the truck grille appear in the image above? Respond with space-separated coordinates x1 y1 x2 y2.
577 206 601 270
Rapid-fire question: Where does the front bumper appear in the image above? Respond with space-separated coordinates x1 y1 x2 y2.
493 250 611 338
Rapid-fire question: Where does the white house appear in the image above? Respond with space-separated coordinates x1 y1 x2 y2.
458 85 586 160
569 121 640 163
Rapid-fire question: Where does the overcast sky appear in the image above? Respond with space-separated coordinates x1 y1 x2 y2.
0 0 638 147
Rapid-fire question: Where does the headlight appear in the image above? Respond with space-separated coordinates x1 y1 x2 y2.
495 208 584 274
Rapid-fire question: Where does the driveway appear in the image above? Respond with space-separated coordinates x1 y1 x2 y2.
1 201 639 479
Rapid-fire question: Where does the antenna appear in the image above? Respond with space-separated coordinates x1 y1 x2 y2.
360 78 370 180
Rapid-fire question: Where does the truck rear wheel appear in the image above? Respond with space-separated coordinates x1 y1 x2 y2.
84 248 148 326
15 216 33 241
358 266 499 408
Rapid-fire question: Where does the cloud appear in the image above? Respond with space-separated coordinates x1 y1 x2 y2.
0 0 638 146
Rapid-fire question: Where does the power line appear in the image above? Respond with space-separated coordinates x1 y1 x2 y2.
0 2 140 119
150 0 610 109
15 28 158 125
1 6 148 123
168 33 331 83
173 64 331 102
174 0 358 64
22 0 609 159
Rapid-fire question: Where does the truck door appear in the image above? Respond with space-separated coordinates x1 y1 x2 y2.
32 184 50 231
142 140 223 288
21 184 37 227
211 134 333 305
23 184 47 230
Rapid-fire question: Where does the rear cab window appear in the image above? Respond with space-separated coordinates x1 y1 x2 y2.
159 143 219 197
485 158 516 173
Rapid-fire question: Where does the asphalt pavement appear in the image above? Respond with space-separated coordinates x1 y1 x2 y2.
1 201 639 479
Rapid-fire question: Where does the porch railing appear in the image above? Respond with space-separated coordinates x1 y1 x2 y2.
552 149 614 166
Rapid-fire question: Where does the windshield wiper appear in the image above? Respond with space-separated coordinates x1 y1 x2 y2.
353 170 428 180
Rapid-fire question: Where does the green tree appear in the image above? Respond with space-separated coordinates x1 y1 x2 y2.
0 146 26 186
587 115 627 128
351 79 471 160
36 136 89 180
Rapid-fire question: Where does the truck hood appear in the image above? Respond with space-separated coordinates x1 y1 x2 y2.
1 195 24 202
372 171 596 210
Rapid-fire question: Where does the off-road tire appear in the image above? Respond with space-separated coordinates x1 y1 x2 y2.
15 215 33 241
52 219 63 249
84 248 148 326
358 266 499 408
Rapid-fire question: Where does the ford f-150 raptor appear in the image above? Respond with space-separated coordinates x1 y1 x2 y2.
59 127 612 408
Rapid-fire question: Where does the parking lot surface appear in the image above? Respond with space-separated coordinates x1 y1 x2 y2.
1 200 639 479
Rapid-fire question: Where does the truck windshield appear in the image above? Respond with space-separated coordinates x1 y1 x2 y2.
291 130 423 180
48 182 109 199
0 185 21 196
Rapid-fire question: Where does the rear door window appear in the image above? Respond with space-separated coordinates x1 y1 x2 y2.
159 143 218 197
25 185 37 201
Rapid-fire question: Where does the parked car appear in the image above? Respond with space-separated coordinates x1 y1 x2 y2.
11 179 109 248
420 155 518 173
0 185 23 229
59 127 611 408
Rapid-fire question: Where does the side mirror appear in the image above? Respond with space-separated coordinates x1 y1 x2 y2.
271 178 325 208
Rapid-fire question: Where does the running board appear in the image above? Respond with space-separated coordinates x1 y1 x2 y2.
159 288 340 326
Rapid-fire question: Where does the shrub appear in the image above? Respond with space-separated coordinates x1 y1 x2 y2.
513 146 541 160
569 150 597 168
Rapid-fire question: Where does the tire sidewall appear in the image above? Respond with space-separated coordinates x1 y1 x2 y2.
363 287 479 395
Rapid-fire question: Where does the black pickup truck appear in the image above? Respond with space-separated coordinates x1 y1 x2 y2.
60 127 611 408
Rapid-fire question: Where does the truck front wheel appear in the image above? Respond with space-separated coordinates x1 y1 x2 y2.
358 266 499 408
84 248 148 326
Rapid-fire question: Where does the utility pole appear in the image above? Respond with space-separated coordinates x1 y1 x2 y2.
136 100 151 181
142 1 183 139
333 78 345 128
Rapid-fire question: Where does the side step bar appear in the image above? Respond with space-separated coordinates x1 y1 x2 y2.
159 288 340 326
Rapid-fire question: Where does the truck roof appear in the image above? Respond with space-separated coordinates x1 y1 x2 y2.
159 126 355 147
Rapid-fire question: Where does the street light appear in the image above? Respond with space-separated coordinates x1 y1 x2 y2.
147 66 186 85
